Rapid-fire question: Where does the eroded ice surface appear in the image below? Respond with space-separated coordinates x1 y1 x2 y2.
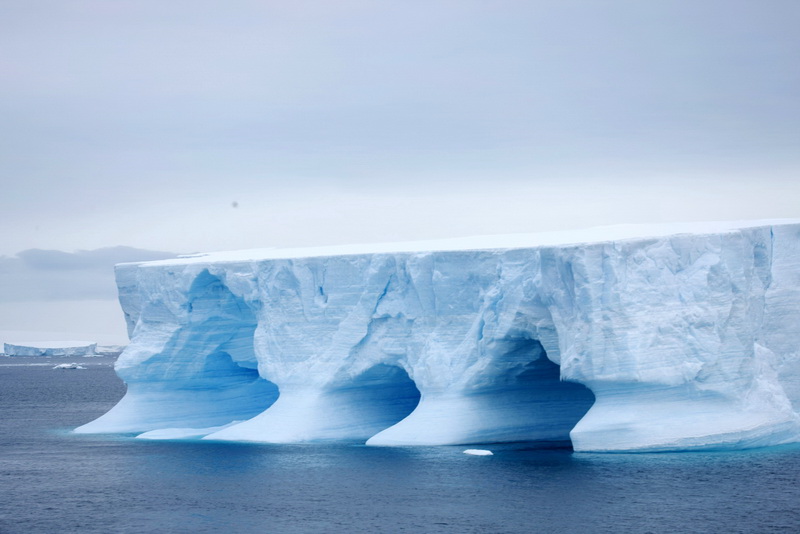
76 220 800 452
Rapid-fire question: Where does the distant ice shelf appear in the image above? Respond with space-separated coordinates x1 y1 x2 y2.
5 341 97 357
75 220 800 452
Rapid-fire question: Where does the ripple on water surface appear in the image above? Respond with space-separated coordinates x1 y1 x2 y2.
1 361 799 533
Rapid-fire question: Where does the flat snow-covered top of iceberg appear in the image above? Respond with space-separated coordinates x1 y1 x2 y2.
139 219 800 266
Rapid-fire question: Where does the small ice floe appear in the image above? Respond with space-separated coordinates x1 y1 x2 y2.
136 421 243 440
52 362 85 370
463 449 493 456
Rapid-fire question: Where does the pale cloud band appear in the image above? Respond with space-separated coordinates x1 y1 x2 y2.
0 247 177 302
1 1 798 257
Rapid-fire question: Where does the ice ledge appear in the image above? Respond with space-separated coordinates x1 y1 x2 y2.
78 221 800 452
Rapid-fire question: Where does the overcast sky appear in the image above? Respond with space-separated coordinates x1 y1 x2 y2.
1 1 799 342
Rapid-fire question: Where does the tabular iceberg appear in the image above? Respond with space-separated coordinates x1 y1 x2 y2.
4 341 97 357
75 220 800 452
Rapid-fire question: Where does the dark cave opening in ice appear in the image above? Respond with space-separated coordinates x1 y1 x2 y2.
320 363 422 441
79 270 280 434
468 338 596 448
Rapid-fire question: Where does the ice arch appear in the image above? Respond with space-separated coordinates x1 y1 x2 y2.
205 363 421 443
321 364 422 440
76 271 279 436
367 339 595 446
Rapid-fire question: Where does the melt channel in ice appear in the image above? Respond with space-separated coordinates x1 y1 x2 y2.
75 220 800 452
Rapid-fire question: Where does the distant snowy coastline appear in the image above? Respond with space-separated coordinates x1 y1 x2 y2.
4 341 97 357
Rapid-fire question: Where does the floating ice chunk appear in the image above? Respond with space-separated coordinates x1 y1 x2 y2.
136 422 242 440
463 449 493 456
53 363 85 370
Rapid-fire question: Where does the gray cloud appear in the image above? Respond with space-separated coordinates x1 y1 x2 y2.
0 247 177 301
1 1 797 342
15 247 178 271
0 1 798 256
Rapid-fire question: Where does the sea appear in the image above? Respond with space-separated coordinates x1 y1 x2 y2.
1 356 799 534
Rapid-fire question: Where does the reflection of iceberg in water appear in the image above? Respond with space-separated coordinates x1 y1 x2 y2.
77 220 800 452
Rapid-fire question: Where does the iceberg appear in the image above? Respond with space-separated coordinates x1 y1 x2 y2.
75 220 800 452
4 341 97 357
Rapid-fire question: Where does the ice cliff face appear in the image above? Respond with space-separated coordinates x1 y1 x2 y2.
76 221 800 452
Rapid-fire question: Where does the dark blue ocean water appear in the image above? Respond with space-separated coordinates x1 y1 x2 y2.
1 357 799 533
